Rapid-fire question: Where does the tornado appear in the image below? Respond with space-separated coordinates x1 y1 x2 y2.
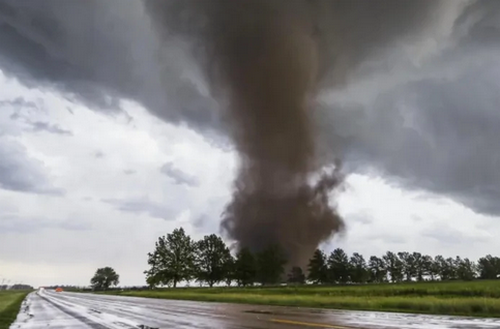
145 0 446 267
207 1 344 268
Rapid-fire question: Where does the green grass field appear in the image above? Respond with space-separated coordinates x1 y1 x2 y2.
0 291 30 329
106 280 500 317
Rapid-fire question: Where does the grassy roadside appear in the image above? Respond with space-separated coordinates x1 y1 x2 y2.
0 291 30 329
104 280 500 318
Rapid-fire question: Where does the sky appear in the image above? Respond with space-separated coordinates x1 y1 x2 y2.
1 0 500 287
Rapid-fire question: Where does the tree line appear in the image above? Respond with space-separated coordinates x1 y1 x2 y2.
307 250 500 284
0 284 33 290
142 227 500 288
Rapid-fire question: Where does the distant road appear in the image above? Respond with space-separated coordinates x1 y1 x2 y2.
10 290 500 328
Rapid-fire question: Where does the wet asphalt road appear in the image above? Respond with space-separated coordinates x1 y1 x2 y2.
10 290 500 329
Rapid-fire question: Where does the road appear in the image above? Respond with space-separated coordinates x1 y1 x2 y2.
10 290 500 329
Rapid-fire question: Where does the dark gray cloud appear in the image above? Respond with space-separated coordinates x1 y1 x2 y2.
412 216 424 223
317 0 500 216
0 0 220 132
160 162 199 187
421 223 491 245
8 108 72 135
349 213 373 226
193 214 210 229
9 112 19 120
102 197 179 220
1 96 45 122
1 0 500 218
0 214 91 234
123 169 136 175
0 0 461 132
30 121 72 135
0 96 40 110
0 139 64 195
325 54 500 216
1 96 71 135
93 151 104 159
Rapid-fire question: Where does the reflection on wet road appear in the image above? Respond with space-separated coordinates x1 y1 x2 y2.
11 290 500 328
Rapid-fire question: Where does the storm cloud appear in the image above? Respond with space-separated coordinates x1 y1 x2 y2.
0 0 219 131
0 139 63 195
1 0 500 221
29 121 72 135
102 197 181 220
320 1 500 216
160 162 199 187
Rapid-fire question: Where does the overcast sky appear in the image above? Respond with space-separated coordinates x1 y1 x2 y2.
1 1 500 287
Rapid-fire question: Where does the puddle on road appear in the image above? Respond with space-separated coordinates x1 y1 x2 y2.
243 310 275 315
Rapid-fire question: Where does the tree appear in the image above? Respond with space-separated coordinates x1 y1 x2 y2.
477 255 500 279
446 257 458 280
421 255 436 281
368 256 387 283
327 248 350 284
307 249 328 284
223 254 236 287
90 267 119 291
145 249 165 288
288 267 306 285
398 252 417 282
144 227 195 288
349 253 369 283
455 257 476 281
194 234 232 287
434 255 446 280
234 247 257 286
256 245 287 285
435 256 457 281
146 271 162 289
411 252 425 282
435 255 457 281
383 251 403 283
